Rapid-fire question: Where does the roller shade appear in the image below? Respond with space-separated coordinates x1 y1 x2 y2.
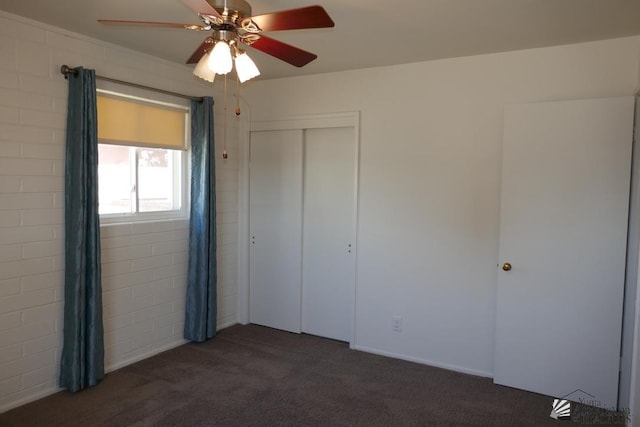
97 94 187 150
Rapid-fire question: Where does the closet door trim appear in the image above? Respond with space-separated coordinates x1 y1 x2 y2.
251 112 359 132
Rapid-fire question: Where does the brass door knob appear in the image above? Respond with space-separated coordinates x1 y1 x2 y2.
502 263 512 271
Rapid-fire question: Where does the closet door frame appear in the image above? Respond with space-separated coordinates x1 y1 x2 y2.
238 112 361 344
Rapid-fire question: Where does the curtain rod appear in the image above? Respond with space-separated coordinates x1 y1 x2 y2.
60 65 204 102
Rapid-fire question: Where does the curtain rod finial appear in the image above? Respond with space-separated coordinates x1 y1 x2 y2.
60 65 78 79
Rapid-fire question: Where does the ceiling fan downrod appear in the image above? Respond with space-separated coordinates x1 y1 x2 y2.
206 0 252 24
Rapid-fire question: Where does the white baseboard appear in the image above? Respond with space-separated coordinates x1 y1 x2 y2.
217 320 239 330
350 344 494 379
106 321 237 373
1 333 222 414
0 385 62 414
105 339 190 373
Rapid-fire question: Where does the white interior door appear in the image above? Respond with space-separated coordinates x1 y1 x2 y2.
494 97 634 409
302 127 357 342
249 130 303 333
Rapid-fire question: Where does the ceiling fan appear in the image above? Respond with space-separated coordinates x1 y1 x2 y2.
98 0 335 82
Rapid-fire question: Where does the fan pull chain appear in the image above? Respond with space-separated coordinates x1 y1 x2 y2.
222 73 228 159
235 76 241 116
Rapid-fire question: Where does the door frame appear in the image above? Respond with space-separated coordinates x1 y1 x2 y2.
237 111 361 344
628 96 640 423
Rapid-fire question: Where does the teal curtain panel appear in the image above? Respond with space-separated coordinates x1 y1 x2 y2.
59 67 105 392
184 97 218 342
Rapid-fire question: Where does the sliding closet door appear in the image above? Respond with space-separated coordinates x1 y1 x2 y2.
302 127 357 342
249 130 303 333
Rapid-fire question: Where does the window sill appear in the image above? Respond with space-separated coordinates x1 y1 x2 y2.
99 211 188 225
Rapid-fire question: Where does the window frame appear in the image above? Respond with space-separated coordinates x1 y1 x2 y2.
96 89 190 224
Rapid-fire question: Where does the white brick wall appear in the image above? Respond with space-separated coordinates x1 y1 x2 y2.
101 221 187 370
0 11 240 412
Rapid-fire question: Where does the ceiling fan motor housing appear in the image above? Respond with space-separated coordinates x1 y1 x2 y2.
215 28 238 44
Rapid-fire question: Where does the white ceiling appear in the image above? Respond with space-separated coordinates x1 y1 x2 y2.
2 0 640 80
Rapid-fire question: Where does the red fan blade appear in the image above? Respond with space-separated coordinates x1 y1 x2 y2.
180 0 221 18
186 37 214 64
248 35 317 67
98 19 206 30
249 6 334 32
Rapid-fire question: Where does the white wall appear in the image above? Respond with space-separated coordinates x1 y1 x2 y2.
242 37 640 378
0 11 240 412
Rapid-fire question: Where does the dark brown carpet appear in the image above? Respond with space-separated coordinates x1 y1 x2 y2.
1 324 626 426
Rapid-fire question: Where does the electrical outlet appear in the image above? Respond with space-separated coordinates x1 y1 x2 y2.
392 315 402 332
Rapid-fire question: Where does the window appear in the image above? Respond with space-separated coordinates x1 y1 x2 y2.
96 91 189 221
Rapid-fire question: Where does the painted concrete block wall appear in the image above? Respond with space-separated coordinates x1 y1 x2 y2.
101 220 188 370
0 11 240 412
242 36 640 377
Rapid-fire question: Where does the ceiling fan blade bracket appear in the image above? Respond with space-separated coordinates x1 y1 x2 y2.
240 18 261 33
199 13 223 26
239 32 260 45
184 24 208 31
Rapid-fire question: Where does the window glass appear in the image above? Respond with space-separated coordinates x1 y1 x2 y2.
138 148 177 213
98 144 133 215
